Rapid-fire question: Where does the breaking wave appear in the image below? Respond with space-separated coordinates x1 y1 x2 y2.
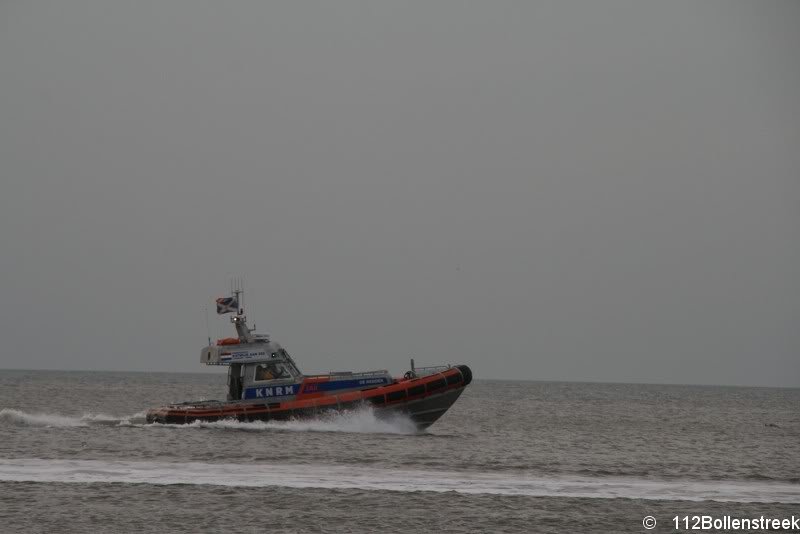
1 458 798 503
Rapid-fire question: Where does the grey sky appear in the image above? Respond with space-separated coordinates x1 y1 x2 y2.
1 1 798 386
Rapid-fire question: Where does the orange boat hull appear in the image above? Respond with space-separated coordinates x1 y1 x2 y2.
146 365 472 429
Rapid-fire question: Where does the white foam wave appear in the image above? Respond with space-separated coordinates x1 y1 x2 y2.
119 410 148 426
1 458 797 503
179 407 419 435
0 409 147 428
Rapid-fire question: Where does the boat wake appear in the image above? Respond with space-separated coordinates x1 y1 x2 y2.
177 406 420 435
0 408 147 428
1 458 798 503
0 406 419 435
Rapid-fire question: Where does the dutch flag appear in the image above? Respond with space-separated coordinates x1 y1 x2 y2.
216 297 239 314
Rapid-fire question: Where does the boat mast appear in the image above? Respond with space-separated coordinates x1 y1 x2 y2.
230 278 255 343
205 305 211 347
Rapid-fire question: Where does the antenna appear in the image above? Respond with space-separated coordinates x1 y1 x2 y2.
205 305 211 346
230 277 245 315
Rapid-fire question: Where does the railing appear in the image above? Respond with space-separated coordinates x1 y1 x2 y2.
409 365 451 377
311 370 390 379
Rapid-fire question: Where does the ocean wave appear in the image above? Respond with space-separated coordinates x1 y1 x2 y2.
1 458 798 503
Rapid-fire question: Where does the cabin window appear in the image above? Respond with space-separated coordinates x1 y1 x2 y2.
254 362 290 381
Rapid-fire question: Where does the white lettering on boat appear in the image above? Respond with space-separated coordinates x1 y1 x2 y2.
252 385 296 398
358 378 387 385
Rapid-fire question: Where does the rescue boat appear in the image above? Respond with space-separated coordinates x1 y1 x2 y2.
146 289 472 429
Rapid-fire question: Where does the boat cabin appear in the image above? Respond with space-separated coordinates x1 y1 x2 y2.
202 336 395 403
201 307 394 402
201 336 305 401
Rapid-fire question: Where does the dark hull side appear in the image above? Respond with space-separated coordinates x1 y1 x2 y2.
146 365 472 429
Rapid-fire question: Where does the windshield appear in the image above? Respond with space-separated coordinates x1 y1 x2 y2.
254 362 291 382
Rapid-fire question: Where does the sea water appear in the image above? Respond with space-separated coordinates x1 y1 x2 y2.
1 370 798 533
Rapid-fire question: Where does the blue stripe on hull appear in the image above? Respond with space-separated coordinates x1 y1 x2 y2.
305 377 392 393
